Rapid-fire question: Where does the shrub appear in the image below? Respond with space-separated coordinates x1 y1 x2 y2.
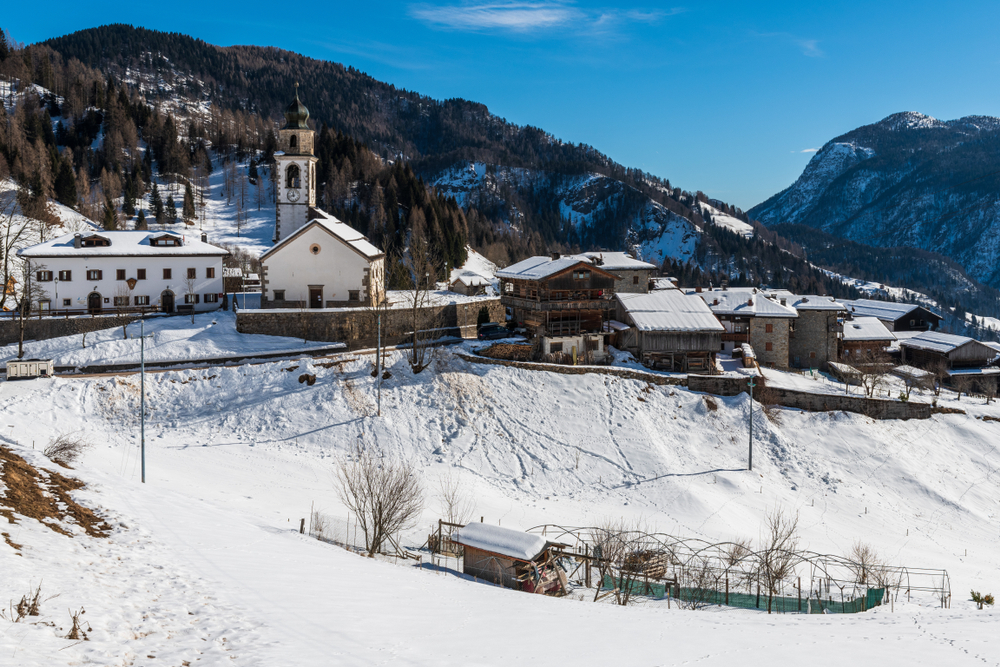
43 434 91 467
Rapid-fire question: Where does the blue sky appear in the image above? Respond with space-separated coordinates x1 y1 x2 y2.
6 1 1000 209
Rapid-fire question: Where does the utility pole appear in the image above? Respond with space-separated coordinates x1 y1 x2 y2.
376 310 382 416
140 317 146 483
748 376 755 471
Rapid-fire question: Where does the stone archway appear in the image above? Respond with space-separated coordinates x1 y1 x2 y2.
160 290 175 314
87 292 102 315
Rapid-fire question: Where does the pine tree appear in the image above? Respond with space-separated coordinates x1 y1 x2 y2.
166 194 177 224
101 194 118 230
122 175 136 217
135 208 147 230
53 160 77 207
151 182 164 223
182 182 196 221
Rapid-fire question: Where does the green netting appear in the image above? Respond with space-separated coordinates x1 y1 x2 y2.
602 576 886 614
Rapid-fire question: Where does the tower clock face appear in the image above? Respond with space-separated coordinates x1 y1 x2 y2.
287 190 300 202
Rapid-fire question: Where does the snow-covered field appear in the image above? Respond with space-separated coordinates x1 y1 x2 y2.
2 318 1000 665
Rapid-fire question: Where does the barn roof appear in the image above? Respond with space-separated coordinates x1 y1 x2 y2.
496 255 618 281
451 523 549 561
578 251 658 272
617 290 724 333
841 299 941 322
899 330 990 354
842 317 896 342
688 288 798 318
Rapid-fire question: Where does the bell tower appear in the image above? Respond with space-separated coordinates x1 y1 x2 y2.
274 83 319 242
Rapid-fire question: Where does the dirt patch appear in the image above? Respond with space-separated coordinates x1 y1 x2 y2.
980 415 1000 422
0 446 111 539
931 406 966 415
2 531 22 553
282 365 299 372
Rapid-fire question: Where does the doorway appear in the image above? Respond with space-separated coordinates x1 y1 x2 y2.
309 287 323 309
87 292 102 314
161 290 175 313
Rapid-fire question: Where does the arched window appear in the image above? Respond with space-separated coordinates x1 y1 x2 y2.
289 135 298 150
286 164 301 189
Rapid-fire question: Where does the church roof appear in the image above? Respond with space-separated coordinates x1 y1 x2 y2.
283 85 310 130
262 209 383 261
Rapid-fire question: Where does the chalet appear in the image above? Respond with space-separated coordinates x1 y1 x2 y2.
579 251 658 294
497 254 619 361
451 522 567 595
840 299 942 332
449 270 491 296
18 230 227 314
840 316 896 360
260 209 385 308
689 287 798 369
899 331 999 370
615 290 724 372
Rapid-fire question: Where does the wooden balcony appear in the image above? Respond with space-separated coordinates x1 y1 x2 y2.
502 295 615 312
721 332 750 343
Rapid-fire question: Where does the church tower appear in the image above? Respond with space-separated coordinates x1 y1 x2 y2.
273 84 319 242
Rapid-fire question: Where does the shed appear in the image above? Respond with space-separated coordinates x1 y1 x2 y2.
899 331 999 369
6 359 54 380
840 299 942 332
615 290 724 372
452 522 567 595
841 316 896 360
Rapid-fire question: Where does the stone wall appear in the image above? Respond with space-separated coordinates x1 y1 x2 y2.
750 318 791 369
611 269 655 294
789 310 840 370
237 298 503 350
0 313 142 347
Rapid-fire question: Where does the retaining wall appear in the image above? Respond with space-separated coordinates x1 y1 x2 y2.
0 313 143 347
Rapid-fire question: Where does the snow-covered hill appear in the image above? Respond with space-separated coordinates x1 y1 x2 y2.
2 321 1000 663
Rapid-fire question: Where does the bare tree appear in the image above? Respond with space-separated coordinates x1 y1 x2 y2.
15 260 47 359
334 443 424 557
183 275 197 323
757 508 799 614
114 281 133 339
953 376 974 401
589 518 660 606
43 432 92 467
401 217 441 374
0 183 33 312
438 472 475 526
976 377 996 405
853 348 894 399
679 556 719 610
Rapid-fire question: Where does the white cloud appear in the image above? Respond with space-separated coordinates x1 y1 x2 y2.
409 1 682 34
796 39 823 58
800 148 819 153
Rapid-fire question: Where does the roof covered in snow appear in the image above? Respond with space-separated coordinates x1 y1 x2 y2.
579 251 658 272
451 522 549 561
617 291 724 333
687 288 798 318
496 255 616 281
262 209 382 260
899 330 986 354
18 231 228 258
788 295 846 312
842 317 896 342
841 299 941 322
451 271 491 287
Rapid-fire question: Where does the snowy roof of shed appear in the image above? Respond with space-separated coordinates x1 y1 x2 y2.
842 317 896 342
617 290 724 332
841 299 941 322
451 522 549 561
18 231 228 257
688 288 798 318
899 331 982 354
262 209 382 260
451 270 491 287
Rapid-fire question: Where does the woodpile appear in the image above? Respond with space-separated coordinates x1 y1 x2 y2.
478 343 534 361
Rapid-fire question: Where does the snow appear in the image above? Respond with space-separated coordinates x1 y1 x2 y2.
0 310 337 368
698 202 754 238
3 258 1000 665
842 317 896 342
900 330 979 354
617 290 724 332
451 522 549 560
19 230 228 258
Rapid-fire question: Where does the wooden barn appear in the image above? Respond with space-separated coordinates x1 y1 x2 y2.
451 522 567 595
840 316 896 360
840 299 942 332
615 290 724 372
899 331 999 369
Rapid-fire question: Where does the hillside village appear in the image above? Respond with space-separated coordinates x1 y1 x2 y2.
1 32 1000 667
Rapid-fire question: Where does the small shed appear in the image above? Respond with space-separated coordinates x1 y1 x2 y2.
6 358 54 380
449 271 492 296
900 331 999 369
452 522 567 595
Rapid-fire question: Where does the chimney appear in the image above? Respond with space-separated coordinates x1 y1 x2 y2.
747 298 754 306
201 232 208 243
801 297 809 303
713 298 719 306
695 286 702 293
550 252 560 261
74 233 82 249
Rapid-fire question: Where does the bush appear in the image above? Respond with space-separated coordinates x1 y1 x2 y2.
971 590 995 609
43 434 91 467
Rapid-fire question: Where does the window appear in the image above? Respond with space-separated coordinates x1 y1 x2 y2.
206 267 215 278
274 290 285 300
550 343 563 353
114 296 129 306
633 275 639 285
909 319 915 327
187 268 197 279
184 294 200 304
81 235 110 247
163 268 172 280
134 295 150 306
573 270 591 281
204 293 219 303
62 298 71 307
349 290 360 301
137 269 146 280
765 342 773 352
810 351 816 359
58 270 72 281
289 135 298 150
87 269 103 281
36 270 53 282
38 299 50 311
765 323 773 333
117 269 126 280
286 164 301 189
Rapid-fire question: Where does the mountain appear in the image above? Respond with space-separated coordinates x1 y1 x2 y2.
749 111 1000 288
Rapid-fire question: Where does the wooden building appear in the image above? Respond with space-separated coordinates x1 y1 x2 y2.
497 254 619 359
840 316 896 360
900 331 999 369
615 290 724 372
840 299 942 332
451 522 567 595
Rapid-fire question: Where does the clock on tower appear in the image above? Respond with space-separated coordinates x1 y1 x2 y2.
273 84 319 243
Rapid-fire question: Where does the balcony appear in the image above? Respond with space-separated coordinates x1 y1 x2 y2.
501 295 614 312
721 332 750 343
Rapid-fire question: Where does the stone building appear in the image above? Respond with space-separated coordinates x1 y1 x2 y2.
782 293 846 370
689 287 798 369
579 251 657 294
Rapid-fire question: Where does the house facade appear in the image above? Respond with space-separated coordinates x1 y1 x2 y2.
579 252 657 294
18 230 227 314
260 210 385 308
782 294 846 369
840 316 896 360
690 287 798 369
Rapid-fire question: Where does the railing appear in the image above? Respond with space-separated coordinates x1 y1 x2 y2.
0 306 163 320
502 296 615 311
721 332 750 343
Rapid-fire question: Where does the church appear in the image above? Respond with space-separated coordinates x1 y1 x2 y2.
261 86 386 308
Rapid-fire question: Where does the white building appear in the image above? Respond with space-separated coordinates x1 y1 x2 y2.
18 230 227 314
261 209 385 308
273 84 319 243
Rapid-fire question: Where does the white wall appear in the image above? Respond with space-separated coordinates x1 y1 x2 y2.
263 225 374 305
28 255 224 313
